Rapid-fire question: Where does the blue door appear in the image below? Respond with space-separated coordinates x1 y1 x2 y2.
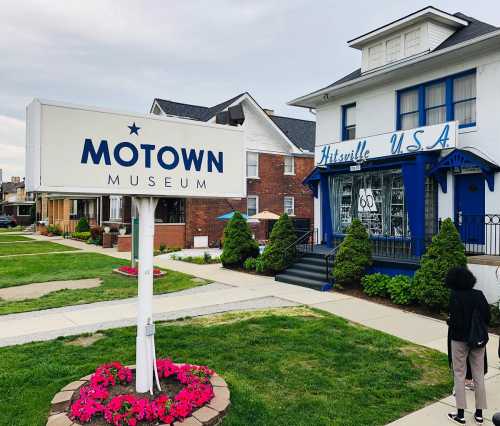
455 174 485 244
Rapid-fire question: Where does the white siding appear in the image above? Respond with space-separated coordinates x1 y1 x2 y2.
428 21 455 51
240 100 295 155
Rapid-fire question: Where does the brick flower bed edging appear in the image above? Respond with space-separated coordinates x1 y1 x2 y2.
112 268 167 279
47 364 230 426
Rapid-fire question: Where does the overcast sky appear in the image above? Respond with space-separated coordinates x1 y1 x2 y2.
0 0 498 179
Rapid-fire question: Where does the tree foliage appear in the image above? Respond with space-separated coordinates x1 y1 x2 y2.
332 219 372 286
220 211 259 268
75 217 90 233
260 214 297 273
412 218 466 310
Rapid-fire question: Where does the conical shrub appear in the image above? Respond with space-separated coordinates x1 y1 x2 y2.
220 211 259 268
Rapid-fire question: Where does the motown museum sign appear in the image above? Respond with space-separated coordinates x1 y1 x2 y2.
25 98 245 394
26 99 245 197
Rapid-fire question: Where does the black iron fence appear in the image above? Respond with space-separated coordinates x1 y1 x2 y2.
445 214 500 256
330 234 431 261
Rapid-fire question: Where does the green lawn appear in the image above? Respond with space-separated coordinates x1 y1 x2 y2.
0 241 77 256
0 235 34 243
0 307 452 426
0 252 206 315
0 226 23 233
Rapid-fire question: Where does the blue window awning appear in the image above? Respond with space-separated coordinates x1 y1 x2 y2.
428 149 500 192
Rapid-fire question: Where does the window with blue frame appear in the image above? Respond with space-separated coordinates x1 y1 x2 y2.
397 70 476 130
341 103 356 141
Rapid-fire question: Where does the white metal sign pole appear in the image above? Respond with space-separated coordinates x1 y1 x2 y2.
135 196 159 393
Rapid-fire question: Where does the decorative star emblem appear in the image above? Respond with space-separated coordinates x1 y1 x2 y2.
128 122 141 135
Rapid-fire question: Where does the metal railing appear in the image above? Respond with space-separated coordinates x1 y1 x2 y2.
284 229 315 263
330 235 431 261
443 214 500 256
325 243 342 282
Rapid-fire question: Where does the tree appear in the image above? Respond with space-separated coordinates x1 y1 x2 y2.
332 219 372 287
260 213 297 273
75 217 90 232
220 211 259 268
412 218 466 310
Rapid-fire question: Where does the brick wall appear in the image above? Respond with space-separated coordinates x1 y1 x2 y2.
117 224 186 252
183 153 314 248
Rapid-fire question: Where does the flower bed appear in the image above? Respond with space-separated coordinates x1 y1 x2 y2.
113 266 166 279
47 359 230 426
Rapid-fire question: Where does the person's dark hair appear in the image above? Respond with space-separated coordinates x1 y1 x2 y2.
445 266 477 290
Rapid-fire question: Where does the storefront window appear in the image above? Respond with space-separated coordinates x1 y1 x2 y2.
329 169 409 237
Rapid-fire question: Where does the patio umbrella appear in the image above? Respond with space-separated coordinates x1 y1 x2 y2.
216 211 249 221
249 210 280 220
249 210 280 239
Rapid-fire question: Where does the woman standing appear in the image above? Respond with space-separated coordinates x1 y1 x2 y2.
447 266 490 425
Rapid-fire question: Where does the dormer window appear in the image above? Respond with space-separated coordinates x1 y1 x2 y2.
404 28 421 56
386 36 401 63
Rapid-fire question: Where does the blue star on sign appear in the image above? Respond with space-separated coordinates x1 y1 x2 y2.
128 122 141 135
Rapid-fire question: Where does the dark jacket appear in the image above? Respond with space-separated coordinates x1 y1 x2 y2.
448 288 490 342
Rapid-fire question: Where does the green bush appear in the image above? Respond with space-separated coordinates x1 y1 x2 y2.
220 211 259 268
72 231 91 241
243 257 257 271
412 218 466 310
75 217 90 232
332 219 372 286
387 275 414 305
361 273 391 297
259 214 297 273
47 224 62 235
255 257 265 274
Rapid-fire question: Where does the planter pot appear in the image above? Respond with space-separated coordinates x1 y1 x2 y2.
104 226 111 234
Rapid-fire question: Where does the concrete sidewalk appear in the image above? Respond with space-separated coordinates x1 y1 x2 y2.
4 235 500 424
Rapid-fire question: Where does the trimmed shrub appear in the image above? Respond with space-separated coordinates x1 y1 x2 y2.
243 257 257 271
259 213 297 273
47 224 62 236
220 211 259 268
412 218 466 310
75 217 90 232
332 219 372 286
387 275 414 305
361 273 391 297
72 231 91 241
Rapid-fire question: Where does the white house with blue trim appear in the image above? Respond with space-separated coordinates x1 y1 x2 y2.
283 7 500 292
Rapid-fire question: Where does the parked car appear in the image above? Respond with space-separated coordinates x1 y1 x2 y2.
0 215 17 228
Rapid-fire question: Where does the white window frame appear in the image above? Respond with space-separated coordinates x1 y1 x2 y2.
284 155 295 175
246 151 259 178
110 195 123 221
247 195 259 217
284 196 295 216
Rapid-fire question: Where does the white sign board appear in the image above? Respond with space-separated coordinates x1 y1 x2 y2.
358 188 377 213
26 99 246 198
316 121 458 166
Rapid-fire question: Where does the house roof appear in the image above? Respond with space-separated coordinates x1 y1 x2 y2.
269 115 316 153
153 93 316 152
292 12 499 104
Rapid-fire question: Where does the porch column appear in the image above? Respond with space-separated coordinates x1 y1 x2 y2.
402 154 427 256
319 173 333 246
